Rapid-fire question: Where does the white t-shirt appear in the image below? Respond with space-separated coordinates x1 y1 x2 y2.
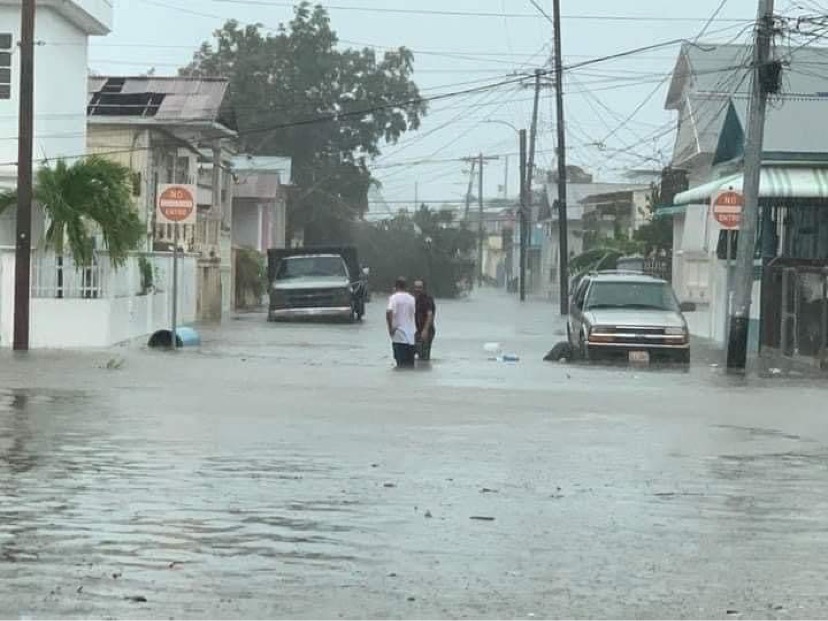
387 291 417 344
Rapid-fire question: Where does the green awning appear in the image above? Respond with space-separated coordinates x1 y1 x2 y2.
673 167 828 206
653 204 686 218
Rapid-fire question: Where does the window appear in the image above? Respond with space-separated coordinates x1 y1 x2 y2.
0 33 11 100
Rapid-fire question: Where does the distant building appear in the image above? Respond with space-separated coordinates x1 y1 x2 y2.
86 75 237 320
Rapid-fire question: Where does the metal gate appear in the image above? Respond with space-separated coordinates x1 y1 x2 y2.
761 258 828 367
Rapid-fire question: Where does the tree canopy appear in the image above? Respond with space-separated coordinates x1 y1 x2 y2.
182 2 427 244
353 206 476 298
0 157 144 267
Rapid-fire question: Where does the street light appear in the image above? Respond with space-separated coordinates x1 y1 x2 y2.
484 119 521 134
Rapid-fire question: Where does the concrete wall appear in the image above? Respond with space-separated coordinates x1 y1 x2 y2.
0 249 197 348
232 201 262 250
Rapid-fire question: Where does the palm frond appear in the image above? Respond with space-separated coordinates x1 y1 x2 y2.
35 157 143 268
0 189 17 215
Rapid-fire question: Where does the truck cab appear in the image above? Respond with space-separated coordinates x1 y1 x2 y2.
267 246 367 322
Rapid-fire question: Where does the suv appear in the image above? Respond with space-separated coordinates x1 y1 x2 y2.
567 272 694 364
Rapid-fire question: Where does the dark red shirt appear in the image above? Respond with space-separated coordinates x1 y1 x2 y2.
415 293 436 334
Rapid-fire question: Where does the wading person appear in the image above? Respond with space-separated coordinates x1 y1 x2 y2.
386 277 417 368
413 279 436 361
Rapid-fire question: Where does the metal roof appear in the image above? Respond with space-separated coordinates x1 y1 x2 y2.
87 76 230 124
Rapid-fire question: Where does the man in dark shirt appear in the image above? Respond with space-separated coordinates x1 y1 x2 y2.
413 279 436 361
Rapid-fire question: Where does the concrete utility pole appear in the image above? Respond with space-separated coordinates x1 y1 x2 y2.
463 158 477 221
727 0 776 371
463 154 498 285
552 0 570 316
477 153 484 285
519 129 528 302
13 0 35 351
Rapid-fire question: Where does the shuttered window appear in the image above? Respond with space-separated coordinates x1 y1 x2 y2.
0 33 11 99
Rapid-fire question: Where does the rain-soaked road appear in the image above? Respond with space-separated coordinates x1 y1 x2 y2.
1 289 828 619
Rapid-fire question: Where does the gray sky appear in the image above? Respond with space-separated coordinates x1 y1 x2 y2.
89 0 769 210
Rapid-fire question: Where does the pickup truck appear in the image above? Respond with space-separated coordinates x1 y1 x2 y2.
267 246 368 322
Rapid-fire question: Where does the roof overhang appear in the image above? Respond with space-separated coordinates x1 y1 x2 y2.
0 0 113 35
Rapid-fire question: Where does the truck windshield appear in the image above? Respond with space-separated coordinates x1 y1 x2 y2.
585 281 680 311
276 256 348 280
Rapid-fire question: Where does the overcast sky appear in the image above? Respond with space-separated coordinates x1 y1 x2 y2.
88 0 782 211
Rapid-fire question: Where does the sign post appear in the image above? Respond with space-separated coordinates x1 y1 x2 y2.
711 189 744 344
157 184 197 350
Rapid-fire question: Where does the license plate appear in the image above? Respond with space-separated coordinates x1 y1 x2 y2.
629 350 650 364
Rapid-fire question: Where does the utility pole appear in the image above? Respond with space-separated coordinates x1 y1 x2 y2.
726 0 775 371
477 152 484 285
463 158 477 221
519 129 528 302
13 0 35 351
553 0 570 316
463 154 498 285
527 69 542 206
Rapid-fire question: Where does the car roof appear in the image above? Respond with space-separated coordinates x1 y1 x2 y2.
585 272 668 285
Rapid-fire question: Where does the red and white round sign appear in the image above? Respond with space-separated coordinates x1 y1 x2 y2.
157 184 197 224
711 189 743 230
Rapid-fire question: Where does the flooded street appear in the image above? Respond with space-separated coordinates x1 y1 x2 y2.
2 290 828 619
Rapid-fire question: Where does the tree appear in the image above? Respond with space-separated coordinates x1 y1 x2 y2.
353 206 475 298
633 181 674 255
182 3 427 243
0 157 144 268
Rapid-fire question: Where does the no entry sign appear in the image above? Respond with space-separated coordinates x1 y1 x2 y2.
711 189 743 230
157 184 197 225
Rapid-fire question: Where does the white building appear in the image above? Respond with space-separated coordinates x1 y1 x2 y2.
0 3 200 349
231 155 291 253
0 0 112 244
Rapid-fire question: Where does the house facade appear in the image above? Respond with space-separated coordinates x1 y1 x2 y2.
664 42 828 349
537 178 650 298
86 76 237 321
0 0 113 244
230 155 291 254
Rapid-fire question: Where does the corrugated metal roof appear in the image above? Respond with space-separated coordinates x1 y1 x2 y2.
87 76 229 123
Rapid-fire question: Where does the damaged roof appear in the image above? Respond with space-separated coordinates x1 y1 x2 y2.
87 76 234 128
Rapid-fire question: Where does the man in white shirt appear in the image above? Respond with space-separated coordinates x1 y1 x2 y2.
386 277 417 368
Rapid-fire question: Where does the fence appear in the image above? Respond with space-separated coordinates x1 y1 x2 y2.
643 255 672 282
0 248 198 348
761 258 828 368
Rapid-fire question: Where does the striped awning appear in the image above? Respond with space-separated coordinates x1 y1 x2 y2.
673 167 828 206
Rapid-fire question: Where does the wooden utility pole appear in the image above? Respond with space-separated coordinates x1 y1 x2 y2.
527 69 542 206
519 129 528 302
13 0 35 351
726 0 775 371
552 0 569 316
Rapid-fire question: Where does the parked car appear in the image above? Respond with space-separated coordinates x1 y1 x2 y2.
267 246 368 322
567 272 695 364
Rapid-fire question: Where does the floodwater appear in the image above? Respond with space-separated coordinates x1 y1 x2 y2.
1 290 828 619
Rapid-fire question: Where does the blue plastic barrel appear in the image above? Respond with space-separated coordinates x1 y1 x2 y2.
148 327 201 349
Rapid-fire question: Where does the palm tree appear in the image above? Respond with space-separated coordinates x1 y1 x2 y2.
0 157 144 296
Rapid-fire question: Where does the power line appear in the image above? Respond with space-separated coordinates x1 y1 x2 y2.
527 0 554 25
167 0 754 23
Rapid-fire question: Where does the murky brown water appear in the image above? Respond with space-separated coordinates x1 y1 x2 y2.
2 292 828 619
